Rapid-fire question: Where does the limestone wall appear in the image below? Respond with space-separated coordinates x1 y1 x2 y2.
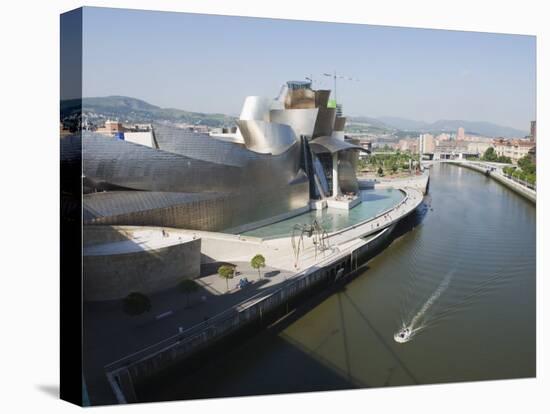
83 227 201 301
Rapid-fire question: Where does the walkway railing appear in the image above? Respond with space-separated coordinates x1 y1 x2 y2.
460 160 536 192
445 160 536 203
502 173 536 191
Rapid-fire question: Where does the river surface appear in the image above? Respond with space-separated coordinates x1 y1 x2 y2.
149 163 536 400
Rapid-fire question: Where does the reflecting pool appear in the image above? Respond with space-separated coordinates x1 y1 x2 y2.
240 188 405 239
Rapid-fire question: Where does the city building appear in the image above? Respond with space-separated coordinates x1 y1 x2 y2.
462 134 493 143
466 141 492 156
95 120 154 145
357 140 372 159
457 127 465 141
397 137 419 153
530 120 536 142
433 140 470 160
493 138 535 163
398 139 410 152
419 133 435 154
528 146 536 164
96 120 124 135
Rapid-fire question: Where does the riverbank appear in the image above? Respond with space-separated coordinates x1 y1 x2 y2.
442 160 536 204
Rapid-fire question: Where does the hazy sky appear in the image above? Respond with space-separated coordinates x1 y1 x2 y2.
82 7 536 131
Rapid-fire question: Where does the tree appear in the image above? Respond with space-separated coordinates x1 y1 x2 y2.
217 265 235 293
525 173 536 186
518 155 536 175
482 147 498 162
357 158 368 172
377 166 384 176
122 292 151 316
497 155 512 164
178 279 199 308
250 254 266 279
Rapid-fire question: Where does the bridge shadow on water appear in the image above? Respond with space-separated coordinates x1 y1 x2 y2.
341 291 419 384
139 280 421 402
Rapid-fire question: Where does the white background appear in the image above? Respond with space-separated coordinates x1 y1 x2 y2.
0 0 547 412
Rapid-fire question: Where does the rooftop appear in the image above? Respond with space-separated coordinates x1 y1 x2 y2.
84 228 195 256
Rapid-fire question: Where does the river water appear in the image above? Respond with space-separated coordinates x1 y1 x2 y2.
149 163 536 400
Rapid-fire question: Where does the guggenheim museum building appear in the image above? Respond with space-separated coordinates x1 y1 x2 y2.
67 80 368 234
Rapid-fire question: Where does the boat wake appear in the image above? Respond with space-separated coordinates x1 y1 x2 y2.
394 268 455 343
394 258 516 344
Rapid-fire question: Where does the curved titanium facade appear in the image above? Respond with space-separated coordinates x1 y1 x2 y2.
269 108 319 138
339 156 360 194
339 137 361 193
239 96 272 122
312 107 337 138
81 122 309 231
309 135 364 154
315 90 331 108
236 119 297 155
334 116 347 131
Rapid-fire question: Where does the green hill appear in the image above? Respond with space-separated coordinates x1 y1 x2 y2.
61 96 236 127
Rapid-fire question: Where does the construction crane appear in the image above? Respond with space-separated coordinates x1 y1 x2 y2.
322 71 359 105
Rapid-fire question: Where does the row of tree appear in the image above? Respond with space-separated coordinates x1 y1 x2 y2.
121 254 267 316
358 151 419 176
502 156 536 186
217 254 266 292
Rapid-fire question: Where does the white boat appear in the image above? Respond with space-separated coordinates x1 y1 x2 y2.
394 327 412 343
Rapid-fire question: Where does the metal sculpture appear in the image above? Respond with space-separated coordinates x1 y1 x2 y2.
291 219 330 268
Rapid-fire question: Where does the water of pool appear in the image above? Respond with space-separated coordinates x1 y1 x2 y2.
240 188 405 239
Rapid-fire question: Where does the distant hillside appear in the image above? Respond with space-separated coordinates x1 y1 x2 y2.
348 116 393 130
376 116 426 131
377 116 527 138
60 96 528 138
61 96 236 127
